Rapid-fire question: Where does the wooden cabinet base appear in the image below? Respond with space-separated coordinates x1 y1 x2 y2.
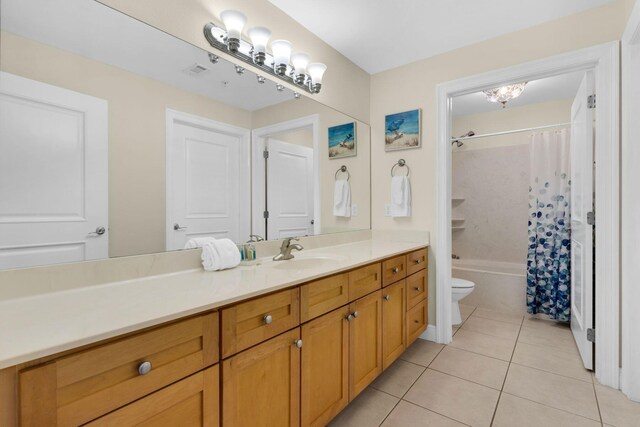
382 280 406 370
349 291 382 400
407 300 428 346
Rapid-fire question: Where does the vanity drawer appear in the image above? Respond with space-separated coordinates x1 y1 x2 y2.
301 273 349 322
348 263 382 301
382 255 407 287
406 270 427 310
406 248 428 276
19 312 219 427
221 288 300 358
85 366 219 427
407 300 428 346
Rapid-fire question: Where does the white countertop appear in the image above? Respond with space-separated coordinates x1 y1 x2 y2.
0 238 428 369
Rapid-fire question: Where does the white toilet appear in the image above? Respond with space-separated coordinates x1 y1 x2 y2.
452 278 475 325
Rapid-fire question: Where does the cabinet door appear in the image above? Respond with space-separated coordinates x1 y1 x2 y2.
85 366 219 427
382 280 406 369
301 306 349 427
223 328 301 427
349 290 382 400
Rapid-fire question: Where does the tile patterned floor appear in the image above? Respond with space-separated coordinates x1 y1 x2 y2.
329 304 640 427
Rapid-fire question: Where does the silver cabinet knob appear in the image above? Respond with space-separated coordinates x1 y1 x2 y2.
414 287 421 292
88 226 106 236
392 267 399 274
138 361 152 375
173 223 187 231
352 311 359 318
383 294 391 301
263 314 273 324
414 319 420 324
414 259 422 264
345 313 354 322
294 339 303 349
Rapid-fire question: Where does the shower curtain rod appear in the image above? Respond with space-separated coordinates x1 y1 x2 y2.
452 122 571 141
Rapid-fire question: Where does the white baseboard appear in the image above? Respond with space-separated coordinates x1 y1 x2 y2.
419 324 437 342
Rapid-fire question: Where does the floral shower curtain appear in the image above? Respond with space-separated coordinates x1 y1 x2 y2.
526 129 571 321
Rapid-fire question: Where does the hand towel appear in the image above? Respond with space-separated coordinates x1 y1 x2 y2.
333 179 351 217
390 176 411 217
184 237 216 250
201 238 241 271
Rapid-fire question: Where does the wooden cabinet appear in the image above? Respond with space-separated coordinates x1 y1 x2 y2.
407 300 428 346
300 273 349 322
222 328 301 427
382 280 406 369
19 312 218 427
349 290 382 399
85 366 219 427
406 270 427 310
301 306 349 427
382 255 407 287
406 248 428 276
221 288 299 358
348 263 381 300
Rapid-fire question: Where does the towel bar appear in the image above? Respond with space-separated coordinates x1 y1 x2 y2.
335 165 350 181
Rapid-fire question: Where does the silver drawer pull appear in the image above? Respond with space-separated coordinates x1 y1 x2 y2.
414 287 421 292
138 361 152 375
414 259 422 264
294 339 303 349
263 314 273 324
352 311 359 318
414 319 420 324
392 267 399 274
345 314 354 322
383 294 390 301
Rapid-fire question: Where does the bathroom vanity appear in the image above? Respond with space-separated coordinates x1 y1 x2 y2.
1 243 428 426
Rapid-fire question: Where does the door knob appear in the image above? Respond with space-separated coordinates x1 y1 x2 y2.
88 226 106 236
173 223 187 231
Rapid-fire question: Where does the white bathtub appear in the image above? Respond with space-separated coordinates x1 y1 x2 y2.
452 259 527 314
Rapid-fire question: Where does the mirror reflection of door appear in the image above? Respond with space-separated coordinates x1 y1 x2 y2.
265 137 315 240
165 110 250 251
0 72 108 269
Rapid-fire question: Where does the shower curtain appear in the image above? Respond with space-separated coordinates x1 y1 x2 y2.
526 129 571 321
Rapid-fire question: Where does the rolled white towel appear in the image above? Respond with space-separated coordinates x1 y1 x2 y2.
184 237 216 249
201 238 241 271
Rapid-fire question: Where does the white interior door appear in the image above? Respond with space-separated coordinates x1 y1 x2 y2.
0 72 108 269
166 110 249 250
570 71 595 370
266 139 314 239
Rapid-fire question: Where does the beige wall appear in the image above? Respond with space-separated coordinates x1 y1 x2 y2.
253 98 371 233
97 0 371 123
1 31 252 258
370 1 629 324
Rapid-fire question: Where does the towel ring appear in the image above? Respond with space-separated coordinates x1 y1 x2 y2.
391 159 410 177
335 165 350 181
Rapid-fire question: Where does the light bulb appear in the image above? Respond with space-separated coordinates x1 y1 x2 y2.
291 52 310 84
307 63 327 93
271 39 292 76
220 10 246 52
248 26 271 65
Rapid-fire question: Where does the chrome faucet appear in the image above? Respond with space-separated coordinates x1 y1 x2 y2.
273 237 303 261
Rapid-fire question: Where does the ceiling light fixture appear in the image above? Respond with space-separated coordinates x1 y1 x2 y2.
483 82 527 108
204 11 327 94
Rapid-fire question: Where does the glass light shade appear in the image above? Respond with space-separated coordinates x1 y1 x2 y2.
271 39 292 66
248 26 271 54
307 63 327 85
483 82 527 107
291 52 310 75
220 10 247 40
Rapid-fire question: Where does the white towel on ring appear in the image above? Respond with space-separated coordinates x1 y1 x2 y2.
333 179 351 217
390 176 411 217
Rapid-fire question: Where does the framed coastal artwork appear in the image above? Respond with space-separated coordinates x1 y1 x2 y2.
384 109 421 151
328 122 357 159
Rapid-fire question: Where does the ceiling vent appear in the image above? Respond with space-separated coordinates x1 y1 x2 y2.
183 63 209 76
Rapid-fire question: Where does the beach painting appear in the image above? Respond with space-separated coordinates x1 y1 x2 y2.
328 122 357 159
384 109 421 151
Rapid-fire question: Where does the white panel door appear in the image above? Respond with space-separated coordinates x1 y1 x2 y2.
570 71 595 370
266 139 314 239
0 72 108 269
166 111 249 250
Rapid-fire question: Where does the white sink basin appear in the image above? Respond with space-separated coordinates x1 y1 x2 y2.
271 254 347 271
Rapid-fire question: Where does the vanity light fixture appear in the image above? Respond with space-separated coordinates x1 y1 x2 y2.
276 84 285 92
256 75 266 84
235 65 245 75
293 91 301 99
483 82 527 108
203 10 327 94
208 53 219 64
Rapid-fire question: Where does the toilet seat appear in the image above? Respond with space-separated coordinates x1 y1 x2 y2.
452 278 474 289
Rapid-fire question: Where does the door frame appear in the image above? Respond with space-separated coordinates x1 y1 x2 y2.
165 109 250 250
621 0 640 401
435 42 620 389
251 114 321 239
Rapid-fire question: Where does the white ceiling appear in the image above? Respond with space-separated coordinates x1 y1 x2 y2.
1 0 294 111
453 71 584 117
269 0 614 74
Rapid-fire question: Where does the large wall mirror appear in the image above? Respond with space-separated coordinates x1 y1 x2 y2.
0 0 371 270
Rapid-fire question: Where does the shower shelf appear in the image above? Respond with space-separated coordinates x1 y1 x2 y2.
452 218 465 222
452 226 466 231
452 196 465 201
